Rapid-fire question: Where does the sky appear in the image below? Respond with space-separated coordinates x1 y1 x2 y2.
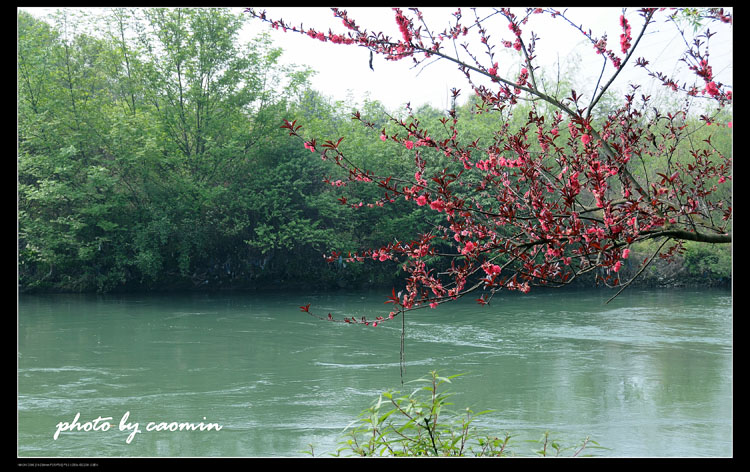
20 6 732 113
240 7 733 111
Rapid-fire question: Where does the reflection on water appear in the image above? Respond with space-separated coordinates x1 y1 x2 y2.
18 288 732 457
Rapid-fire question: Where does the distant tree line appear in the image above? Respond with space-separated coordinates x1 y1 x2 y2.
17 8 731 293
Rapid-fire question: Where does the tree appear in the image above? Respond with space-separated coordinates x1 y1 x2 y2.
18 8 331 292
18 10 145 292
246 7 732 326
19 7 422 293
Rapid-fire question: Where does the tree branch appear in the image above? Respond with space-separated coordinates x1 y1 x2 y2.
643 228 731 244
606 237 669 304
589 9 655 114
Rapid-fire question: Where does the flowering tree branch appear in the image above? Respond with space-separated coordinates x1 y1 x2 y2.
246 7 732 326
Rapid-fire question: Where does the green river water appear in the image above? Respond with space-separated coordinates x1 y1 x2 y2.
17 287 732 457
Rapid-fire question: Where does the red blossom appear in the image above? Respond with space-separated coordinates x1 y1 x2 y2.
393 8 413 43
461 241 477 255
619 15 632 54
247 7 732 329
483 263 502 275
704 81 720 97
429 199 446 212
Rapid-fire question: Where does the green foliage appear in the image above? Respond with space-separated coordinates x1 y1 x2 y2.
682 241 732 279
17 8 731 293
312 371 601 457
17 8 422 292
622 238 731 287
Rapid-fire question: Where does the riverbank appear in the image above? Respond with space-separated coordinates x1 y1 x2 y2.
18 237 731 295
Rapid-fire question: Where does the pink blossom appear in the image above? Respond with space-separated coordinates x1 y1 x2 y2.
581 134 591 145
416 194 428 206
404 140 414 150
394 8 413 43
704 81 720 97
429 199 445 212
622 248 630 259
461 241 476 255
517 67 528 86
594 38 607 55
483 263 502 275
619 15 632 53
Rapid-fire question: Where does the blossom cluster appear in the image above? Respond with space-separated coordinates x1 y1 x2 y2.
253 7 732 327
620 15 632 54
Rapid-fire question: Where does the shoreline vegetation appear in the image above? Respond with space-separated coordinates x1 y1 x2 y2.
17 8 731 296
19 253 731 295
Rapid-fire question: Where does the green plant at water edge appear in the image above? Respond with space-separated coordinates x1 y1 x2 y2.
313 371 601 457
528 431 600 457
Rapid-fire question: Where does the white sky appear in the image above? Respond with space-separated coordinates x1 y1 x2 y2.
20 6 732 112
241 7 733 111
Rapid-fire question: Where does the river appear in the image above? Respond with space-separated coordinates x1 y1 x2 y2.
17 287 732 457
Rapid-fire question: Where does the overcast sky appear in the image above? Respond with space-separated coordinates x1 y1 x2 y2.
241 7 733 111
20 6 732 112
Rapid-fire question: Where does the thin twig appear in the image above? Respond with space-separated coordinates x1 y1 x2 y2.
589 9 656 113
400 309 406 386
606 237 669 304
